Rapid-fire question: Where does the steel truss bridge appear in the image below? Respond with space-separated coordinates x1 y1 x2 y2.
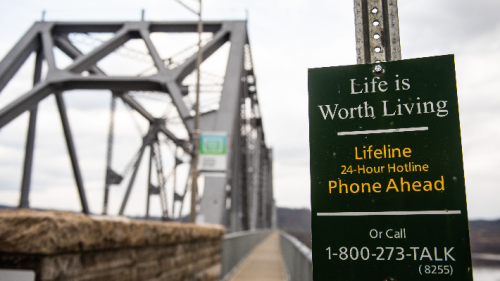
0 20 275 232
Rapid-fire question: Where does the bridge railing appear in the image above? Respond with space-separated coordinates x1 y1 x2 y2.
280 231 313 281
221 229 273 280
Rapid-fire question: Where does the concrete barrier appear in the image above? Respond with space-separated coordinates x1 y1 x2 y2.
0 209 225 281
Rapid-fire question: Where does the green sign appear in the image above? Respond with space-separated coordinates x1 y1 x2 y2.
199 134 226 155
198 132 227 172
308 55 472 280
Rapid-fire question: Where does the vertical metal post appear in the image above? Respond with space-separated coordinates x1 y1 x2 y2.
55 93 90 214
239 73 249 231
172 149 177 216
146 145 154 219
178 164 193 220
102 93 116 215
354 0 401 64
190 0 203 223
19 49 43 209
119 143 147 215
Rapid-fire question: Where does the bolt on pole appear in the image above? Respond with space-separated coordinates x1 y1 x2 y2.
354 0 401 64
190 0 203 223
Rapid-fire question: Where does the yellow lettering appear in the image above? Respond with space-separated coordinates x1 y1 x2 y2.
350 183 360 193
386 179 399 192
434 176 445 191
330 177 444 195
329 181 337 193
339 180 348 193
355 147 363 160
412 181 421 191
362 183 371 193
388 163 396 173
423 181 432 191
392 148 401 158
358 165 365 174
400 177 410 192
403 147 412 157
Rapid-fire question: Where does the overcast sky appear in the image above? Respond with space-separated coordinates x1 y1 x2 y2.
0 0 499 220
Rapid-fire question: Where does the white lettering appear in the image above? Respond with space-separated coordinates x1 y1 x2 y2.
318 105 338 120
350 79 363 94
382 100 396 116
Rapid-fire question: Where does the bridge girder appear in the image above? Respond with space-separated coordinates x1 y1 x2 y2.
0 20 275 231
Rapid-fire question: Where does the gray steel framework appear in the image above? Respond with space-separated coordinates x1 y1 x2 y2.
0 20 275 231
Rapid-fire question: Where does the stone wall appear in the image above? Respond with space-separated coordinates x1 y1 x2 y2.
0 209 225 281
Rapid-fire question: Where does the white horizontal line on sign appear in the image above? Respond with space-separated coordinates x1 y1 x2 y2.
317 210 461 216
338 126 428 136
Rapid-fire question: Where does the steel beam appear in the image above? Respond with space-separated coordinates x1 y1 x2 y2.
0 20 273 228
119 126 157 215
51 34 192 152
19 50 44 209
120 93 155 122
249 127 262 230
171 27 230 82
119 93 190 151
53 35 103 75
0 82 53 129
196 21 247 227
48 21 223 34
145 145 154 219
140 27 168 75
0 76 167 129
41 27 57 71
65 24 133 73
55 93 90 214
102 93 117 215
164 80 192 125
0 24 41 93
119 142 147 216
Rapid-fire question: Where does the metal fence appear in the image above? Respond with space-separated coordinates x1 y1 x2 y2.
221 229 273 280
280 231 313 281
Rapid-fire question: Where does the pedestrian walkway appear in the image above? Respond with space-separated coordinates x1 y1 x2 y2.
228 231 287 281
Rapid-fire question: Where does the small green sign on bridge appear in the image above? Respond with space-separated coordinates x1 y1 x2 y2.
308 55 473 280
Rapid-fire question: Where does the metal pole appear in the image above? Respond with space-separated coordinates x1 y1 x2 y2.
172 149 177 216
146 144 154 219
119 142 147 215
55 92 90 214
354 0 401 64
102 93 117 215
190 0 203 223
19 49 43 209
119 125 156 215
178 163 193 220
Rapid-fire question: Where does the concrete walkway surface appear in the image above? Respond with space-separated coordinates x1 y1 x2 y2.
228 231 287 281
